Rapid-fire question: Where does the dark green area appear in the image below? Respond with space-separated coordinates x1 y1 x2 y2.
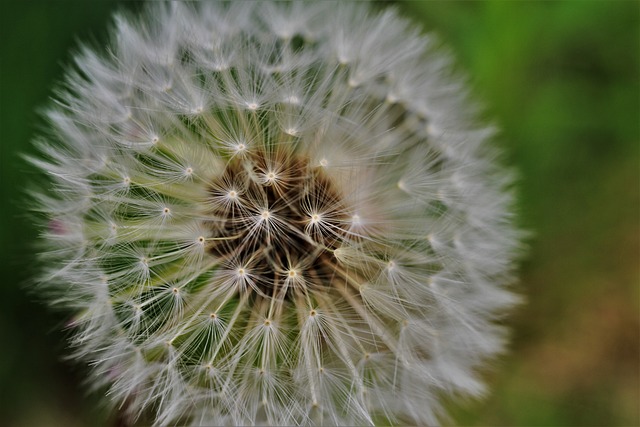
0 2 136 426
1 1 638 426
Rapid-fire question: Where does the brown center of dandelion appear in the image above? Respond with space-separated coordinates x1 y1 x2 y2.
207 150 349 300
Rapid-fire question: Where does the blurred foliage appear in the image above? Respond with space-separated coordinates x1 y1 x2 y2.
1 1 638 426
400 1 639 425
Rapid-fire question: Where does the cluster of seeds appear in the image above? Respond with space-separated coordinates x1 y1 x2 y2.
31 2 522 426
207 149 351 301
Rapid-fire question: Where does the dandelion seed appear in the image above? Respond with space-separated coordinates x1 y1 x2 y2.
29 2 523 426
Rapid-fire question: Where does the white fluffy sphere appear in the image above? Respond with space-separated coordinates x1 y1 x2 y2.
30 2 522 426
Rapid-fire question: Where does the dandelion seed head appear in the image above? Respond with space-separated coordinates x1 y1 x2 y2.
29 2 523 426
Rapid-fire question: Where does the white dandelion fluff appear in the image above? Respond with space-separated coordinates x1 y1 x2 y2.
29 1 523 426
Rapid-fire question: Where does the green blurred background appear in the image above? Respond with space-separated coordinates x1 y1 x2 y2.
1 1 638 426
